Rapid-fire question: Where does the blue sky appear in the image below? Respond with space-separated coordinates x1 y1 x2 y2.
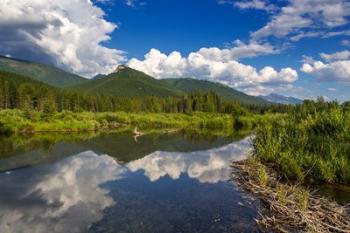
1 0 350 101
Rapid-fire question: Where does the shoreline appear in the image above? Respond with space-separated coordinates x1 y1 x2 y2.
0 110 237 136
231 159 350 233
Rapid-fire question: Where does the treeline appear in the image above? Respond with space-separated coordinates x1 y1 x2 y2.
0 71 250 115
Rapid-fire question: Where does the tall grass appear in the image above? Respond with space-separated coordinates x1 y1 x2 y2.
254 100 350 184
0 109 236 134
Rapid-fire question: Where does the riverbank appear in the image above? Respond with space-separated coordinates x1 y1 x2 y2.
0 109 234 135
232 158 350 233
253 100 350 184
0 109 281 135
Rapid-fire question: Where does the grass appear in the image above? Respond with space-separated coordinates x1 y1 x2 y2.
0 109 237 134
254 100 350 184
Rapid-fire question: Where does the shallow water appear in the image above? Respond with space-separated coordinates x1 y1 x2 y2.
0 132 261 233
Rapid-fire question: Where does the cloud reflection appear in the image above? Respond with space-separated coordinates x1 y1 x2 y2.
0 136 253 233
128 136 252 183
0 151 125 233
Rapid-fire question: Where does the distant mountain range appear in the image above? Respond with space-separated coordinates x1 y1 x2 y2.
0 56 270 105
259 93 303 105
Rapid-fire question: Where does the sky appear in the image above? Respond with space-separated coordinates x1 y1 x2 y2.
0 0 350 101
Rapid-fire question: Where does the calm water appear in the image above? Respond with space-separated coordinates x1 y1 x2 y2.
0 131 261 233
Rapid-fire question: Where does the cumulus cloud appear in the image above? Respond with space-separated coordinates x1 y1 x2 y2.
128 136 253 183
301 50 350 82
250 0 350 41
301 60 350 82
127 47 298 95
0 0 126 77
320 50 350 62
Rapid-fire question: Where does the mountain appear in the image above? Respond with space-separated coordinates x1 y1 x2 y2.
71 66 269 104
70 65 182 97
161 78 269 105
1 55 270 105
0 56 87 88
259 93 303 105
92 74 106 80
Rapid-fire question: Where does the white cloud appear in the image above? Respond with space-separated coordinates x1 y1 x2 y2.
302 51 350 82
127 47 298 95
301 59 350 82
251 0 350 41
0 0 126 77
328 87 337 91
219 0 276 12
320 50 350 62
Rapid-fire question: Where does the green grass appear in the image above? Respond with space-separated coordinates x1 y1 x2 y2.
254 100 350 184
0 109 236 134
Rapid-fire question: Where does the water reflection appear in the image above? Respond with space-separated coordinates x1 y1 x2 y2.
128 136 252 183
0 132 259 233
0 152 125 233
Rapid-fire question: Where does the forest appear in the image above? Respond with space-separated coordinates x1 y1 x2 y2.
1 69 350 186
0 70 288 114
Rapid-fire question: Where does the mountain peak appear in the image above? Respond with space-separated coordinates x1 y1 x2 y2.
113 65 128 73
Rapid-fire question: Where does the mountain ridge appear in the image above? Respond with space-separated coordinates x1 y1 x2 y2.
259 93 303 105
0 56 271 105
160 78 268 105
0 56 87 88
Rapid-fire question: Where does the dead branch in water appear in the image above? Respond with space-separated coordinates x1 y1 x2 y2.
231 160 350 233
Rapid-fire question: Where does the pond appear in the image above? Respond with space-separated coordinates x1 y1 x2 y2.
0 131 261 233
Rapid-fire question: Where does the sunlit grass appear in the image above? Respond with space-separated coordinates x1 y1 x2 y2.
254 100 350 184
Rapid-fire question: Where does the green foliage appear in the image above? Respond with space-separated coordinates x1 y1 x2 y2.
254 99 350 184
0 110 235 134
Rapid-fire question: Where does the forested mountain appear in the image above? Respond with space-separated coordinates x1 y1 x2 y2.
0 70 248 114
0 55 269 105
71 66 269 105
161 78 268 105
70 66 182 97
0 56 87 88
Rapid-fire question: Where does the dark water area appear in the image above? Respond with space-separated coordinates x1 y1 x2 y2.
0 131 262 233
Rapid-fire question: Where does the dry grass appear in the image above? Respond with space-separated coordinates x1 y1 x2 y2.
232 158 350 233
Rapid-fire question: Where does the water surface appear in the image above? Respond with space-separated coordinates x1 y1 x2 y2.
0 131 260 233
